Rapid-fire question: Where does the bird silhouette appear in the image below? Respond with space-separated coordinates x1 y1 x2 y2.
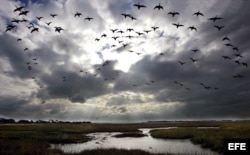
154 3 163 10
208 16 223 22
232 47 239 51
225 43 233 47
144 30 151 34
50 14 58 18
127 28 134 32
5 25 16 32
168 11 180 17
54 27 63 33
126 35 133 39
214 25 224 31
134 2 146 10
110 29 118 33
193 11 204 16
95 38 100 41
190 58 198 62
233 74 243 78
85 17 93 21
117 30 124 34
235 60 240 65
111 36 119 40
222 56 232 59
14 6 24 12
173 23 184 28
74 12 82 17
11 18 20 23
101 34 107 37
241 62 248 67
130 16 137 20
17 38 22 42
24 48 29 51
19 10 29 16
136 32 144 36
234 54 243 58
188 26 197 31
121 13 131 18
36 16 43 20
222 36 230 41
178 61 186 65
151 26 159 31
31 27 39 33
46 22 52 26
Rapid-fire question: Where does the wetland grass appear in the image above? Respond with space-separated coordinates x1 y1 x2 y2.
1 121 249 154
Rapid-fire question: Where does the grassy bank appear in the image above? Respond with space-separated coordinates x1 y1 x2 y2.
0 121 250 154
150 122 250 153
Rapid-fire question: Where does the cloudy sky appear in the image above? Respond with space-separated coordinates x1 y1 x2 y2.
0 0 249 122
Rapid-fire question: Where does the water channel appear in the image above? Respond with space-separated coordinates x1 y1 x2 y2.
51 127 221 155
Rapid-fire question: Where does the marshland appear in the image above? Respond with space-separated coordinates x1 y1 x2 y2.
1 121 250 155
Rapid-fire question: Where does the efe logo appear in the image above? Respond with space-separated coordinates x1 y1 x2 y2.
224 139 250 155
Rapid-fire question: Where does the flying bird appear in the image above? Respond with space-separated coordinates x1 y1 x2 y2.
36 16 43 20
225 43 233 47
151 26 159 31
74 12 82 17
144 30 151 34
232 47 239 51
85 17 93 21
191 49 199 53
178 61 186 65
127 28 134 32
193 11 204 16
121 13 131 18
134 2 146 10
190 58 198 62
241 62 248 67
208 16 223 22
130 16 137 20
14 6 24 12
54 26 63 33
154 3 164 10
11 18 20 23
173 23 184 28
234 54 243 58
101 34 107 38
112 36 119 40
233 74 244 78
222 36 230 41
222 56 232 59
168 11 180 17
214 25 224 31
31 27 39 33
46 22 52 26
19 10 29 16
110 29 118 33
50 14 58 18
126 35 133 39
188 26 197 31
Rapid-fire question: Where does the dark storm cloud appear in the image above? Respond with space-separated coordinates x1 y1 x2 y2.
36 68 110 103
0 34 39 78
0 96 28 117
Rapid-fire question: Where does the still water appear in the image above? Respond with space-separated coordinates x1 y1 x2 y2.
51 127 221 155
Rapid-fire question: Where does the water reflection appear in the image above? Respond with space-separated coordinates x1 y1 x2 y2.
51 127 221 155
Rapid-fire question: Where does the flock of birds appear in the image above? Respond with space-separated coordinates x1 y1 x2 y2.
4 1 248 104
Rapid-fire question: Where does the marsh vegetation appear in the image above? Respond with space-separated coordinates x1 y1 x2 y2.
0 121 249 154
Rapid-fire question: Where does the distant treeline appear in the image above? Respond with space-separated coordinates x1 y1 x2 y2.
0 117 91 124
